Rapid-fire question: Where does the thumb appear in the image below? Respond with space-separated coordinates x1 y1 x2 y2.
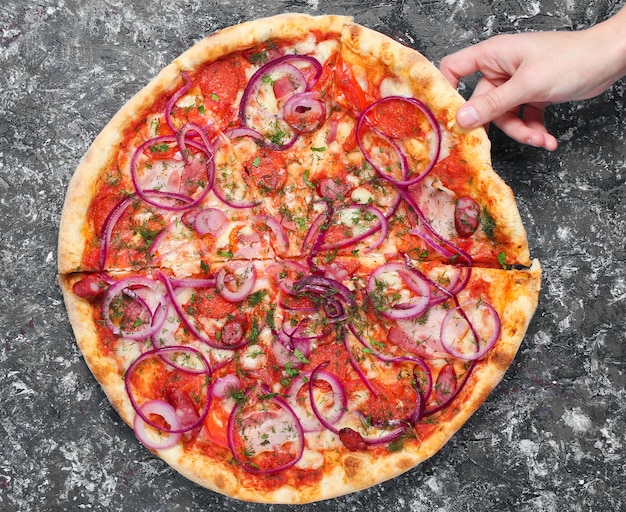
456 79 528 129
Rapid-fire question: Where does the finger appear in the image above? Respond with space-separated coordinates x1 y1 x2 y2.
520 105 558 150
439 45 486 87
493 110 558 151
456 76 532 129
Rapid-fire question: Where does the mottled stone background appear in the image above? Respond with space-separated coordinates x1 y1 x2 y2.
1 0 624 510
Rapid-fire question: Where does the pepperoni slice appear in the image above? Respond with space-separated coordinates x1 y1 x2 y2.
454 196 480 238
192 289 238 319
365 97 428 139
338 428 367 451
72 274 109 300
197 56 245 126
164 387 201 434
243 150 287 196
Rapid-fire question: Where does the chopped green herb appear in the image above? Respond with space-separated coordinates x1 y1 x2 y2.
480 207 496 240
497 251 507 269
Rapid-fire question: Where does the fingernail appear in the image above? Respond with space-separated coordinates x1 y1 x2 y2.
457 105 480 127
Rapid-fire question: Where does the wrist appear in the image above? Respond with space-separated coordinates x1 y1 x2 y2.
591 7 626 78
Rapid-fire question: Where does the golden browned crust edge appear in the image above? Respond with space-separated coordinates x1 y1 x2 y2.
58 274 135 423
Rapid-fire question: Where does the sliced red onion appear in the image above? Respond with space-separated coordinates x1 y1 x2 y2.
125 345 211 435
210 374 242 399
400 187 473 265
271 334 311 369
133 399 182 450
177 122 216 164
212 174 262 209
283 91 326 133
356 96 442 187
302 209 329 254
440 300 501 360
169 276 217 288
319 205 388 253
101 276 168 340
285 372 322 432
366 262 430 320
223 126 265 143
215 263 257 302
158 272 248 350
425 361 477 416
306 362 348 433
98 195 135 269
266 259 308 294
194 208 228 236
227 386 305 474
253 214 289 255
349 422 408 447
165 72 192 132
343 331 377 396
148 222 173 257
130 135 214 211
348 323 433 404
238 54 322 150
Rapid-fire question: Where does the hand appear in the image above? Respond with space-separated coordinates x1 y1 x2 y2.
439 9 626 150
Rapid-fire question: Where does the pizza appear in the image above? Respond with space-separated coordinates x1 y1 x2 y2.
57 13 541 504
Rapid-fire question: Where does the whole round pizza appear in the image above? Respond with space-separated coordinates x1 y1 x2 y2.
58 13 541 504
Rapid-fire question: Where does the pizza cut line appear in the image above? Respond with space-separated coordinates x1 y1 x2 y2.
58 14 541 504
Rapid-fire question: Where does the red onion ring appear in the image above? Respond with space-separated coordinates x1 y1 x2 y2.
252 214 289 255
347 323 433 401
318 205 388 253
125 345 211 434
400 187 473 265
212 174 262 209
425 361 477 416
130 135 215 211
440 301 501 360
101 276 168 340
366 262 431 320
238 54 322 150
194 208 228 236
133 399 182 450
158 272 248 350
165 72 192 132
306 362 348 433
210 374 242 399
215 263 257 302
356 96 442 187
283 91 326 133
98 195 135 269
227 386 305 474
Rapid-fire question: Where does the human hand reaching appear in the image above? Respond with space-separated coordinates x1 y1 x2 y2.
439 8 626 150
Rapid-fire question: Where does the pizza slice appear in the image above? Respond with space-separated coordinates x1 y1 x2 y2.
58 253 540 504
318 22 532 268
58 15 349 274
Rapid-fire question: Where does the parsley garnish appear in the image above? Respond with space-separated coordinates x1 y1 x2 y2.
480 207 496 240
